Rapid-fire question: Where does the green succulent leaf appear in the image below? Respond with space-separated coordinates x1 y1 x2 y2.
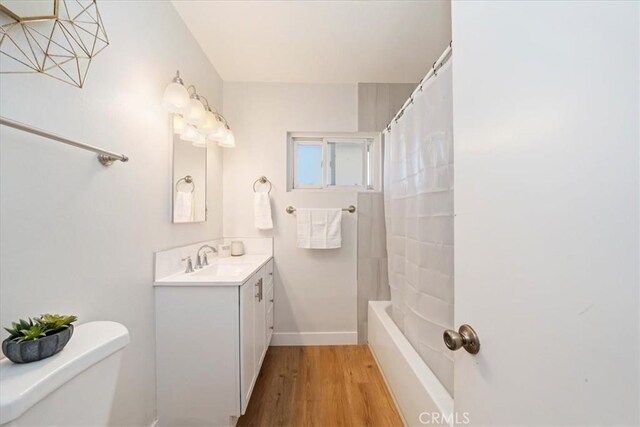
37 314 78 333
13 324 48 342
4 314 77 342
4 319 35 338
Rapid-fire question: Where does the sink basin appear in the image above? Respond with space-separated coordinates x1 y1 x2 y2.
192 263 251 277
154 253 271 286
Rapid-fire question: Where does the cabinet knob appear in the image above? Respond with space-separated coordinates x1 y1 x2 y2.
269 326 274 330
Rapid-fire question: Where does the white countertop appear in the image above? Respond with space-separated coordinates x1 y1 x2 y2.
154 254 272 286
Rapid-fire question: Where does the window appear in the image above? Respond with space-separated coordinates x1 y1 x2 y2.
295 141 323 187
288 132 381 191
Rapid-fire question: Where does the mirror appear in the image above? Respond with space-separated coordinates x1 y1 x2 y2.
172 127 207 223
0 0 58 22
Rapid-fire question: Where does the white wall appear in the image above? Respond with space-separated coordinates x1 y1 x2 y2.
0 2 223 425
452 1 639 425
222 82 360 344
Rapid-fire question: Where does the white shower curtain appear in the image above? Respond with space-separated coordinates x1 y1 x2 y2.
383 57 454 395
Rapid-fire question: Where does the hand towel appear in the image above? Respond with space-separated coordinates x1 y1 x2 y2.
254 192 273 230
174 191 194 223
296 208 342 249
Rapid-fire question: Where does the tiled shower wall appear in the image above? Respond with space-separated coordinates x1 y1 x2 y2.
357 192 390 343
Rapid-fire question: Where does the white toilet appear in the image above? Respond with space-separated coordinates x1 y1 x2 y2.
0 321 130 426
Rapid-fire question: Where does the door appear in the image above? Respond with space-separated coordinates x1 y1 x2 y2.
451 2 639 426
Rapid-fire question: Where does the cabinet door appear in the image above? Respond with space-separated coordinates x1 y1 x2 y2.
254 274 267 370
240 274 257 414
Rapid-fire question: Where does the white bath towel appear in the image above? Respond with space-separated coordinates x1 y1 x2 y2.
296 208 342 249
254 192 273 230
174 191 194 223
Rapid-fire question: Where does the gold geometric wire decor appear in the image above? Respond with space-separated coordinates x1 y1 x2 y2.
0 0 108 88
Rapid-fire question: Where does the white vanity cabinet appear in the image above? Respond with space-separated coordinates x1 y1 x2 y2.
155 257 274 427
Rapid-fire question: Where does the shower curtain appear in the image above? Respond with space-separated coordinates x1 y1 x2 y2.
383 57 454 395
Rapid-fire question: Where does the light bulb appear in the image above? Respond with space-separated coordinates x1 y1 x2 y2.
180 124 198 142
200 110 220 135
184 97 206 126
192 133 206 147
173 114 185 134
162 72 189 113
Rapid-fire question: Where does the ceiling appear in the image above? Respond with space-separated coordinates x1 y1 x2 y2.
171 1 451 84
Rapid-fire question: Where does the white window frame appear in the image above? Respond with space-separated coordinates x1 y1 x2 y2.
287 132 382 192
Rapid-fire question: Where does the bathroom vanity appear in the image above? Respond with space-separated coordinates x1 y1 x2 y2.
153 239 274 427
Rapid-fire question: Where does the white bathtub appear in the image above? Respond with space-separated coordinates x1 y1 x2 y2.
368 301 454 427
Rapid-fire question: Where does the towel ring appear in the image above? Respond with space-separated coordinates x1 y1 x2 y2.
176 175 195 193
253 176 272 194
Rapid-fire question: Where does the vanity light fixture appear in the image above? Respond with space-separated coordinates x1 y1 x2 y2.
206 126 224 141
192 133 206 148
218 122 235 148
163 71 234 148
214 114 236 148
173 114 185 134
184 87 207 126
180 123 199 142
198 97 220 136
162 70 190 113
219 130 236 148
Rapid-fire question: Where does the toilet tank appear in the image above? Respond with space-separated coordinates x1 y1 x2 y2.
0 321 129 426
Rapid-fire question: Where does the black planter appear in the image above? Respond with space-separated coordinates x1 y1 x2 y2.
2 325 74 364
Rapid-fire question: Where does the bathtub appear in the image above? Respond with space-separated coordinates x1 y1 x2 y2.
368 301 454 427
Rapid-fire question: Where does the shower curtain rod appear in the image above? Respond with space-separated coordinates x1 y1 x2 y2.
385 41 452 132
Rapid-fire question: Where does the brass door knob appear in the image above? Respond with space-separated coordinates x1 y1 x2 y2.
443 324 480 354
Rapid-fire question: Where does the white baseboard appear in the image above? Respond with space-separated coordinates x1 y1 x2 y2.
271 331 357 346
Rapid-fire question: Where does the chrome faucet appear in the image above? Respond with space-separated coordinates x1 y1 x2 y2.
182 256 194 273
195 245 217 270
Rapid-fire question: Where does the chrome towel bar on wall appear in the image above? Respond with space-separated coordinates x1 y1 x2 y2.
0 116 129 167
286 205 356 214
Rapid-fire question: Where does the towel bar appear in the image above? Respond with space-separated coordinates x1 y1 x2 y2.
0 116 128 166
286 205 356 214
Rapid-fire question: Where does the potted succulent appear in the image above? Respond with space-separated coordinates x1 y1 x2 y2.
2 314 77 363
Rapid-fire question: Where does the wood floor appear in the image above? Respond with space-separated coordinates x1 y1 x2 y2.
237 345 403 427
